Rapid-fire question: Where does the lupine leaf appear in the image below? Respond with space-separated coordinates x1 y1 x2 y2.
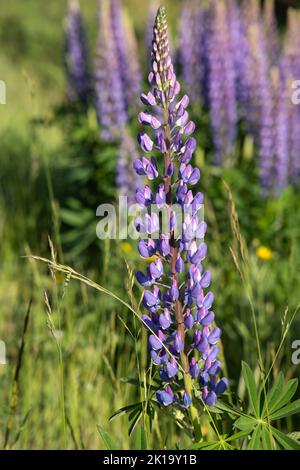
260 425 274 450
268 379 298 415
128 410 143 436
269 399 300 420
234 415 256 432
213 400 244 417
226 430 250 442
271 427 300 450
241 362 259 416
261 372 284 417
247 425 262 450
109 402 142 421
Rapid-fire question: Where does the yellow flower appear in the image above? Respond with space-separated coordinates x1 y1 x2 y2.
121 242 132 254
256 246 273 261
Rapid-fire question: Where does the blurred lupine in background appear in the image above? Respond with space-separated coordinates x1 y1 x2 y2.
179 0 206 106
206 0 237 164
64 0 90 105
94 0 141 201
110 0 142 115
95 0 127 141
134 7 227 436
263 0 280 66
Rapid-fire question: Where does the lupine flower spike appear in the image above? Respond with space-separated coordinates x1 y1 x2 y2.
134 7 227 420
65 0 90 105
95 0 127 141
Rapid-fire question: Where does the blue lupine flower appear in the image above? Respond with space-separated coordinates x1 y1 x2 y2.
134 7 227 409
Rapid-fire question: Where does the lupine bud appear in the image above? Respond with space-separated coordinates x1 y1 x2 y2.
135 7 226 409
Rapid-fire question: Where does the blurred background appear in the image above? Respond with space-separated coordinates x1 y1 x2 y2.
0 0 300 449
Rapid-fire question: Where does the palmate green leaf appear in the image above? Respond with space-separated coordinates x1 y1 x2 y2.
247 425 262 450
128 409 143 437
234 415 256 432
269 399 300 420
225 431 250 442
97 426 117 450
109 402 142 422
269 379 298 415
271 427 300 450
242 362 259 417
261 372 284 417
213 400 244 417
261 425 274 450
120 376 157 392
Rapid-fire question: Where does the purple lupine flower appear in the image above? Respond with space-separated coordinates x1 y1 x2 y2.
116 130 140 204
271 67 289 195
179 0 205 105
134 7 226 409
64 0 90 104
95 0 127 141
110 0 142 114
227 0 249 120
207 0 237 165
247 21 274 192
263 0 280 67
283 11 300 185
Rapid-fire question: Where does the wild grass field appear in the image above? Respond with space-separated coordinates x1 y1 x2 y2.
0 0 300 450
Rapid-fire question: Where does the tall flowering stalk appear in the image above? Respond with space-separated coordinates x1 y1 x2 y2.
134 7 227 436
95 0 127 141
207 0 237 164
64 0 90 105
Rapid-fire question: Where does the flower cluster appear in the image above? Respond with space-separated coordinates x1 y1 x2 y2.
64 0 90 105
134 7 227 408
177 0 300 194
